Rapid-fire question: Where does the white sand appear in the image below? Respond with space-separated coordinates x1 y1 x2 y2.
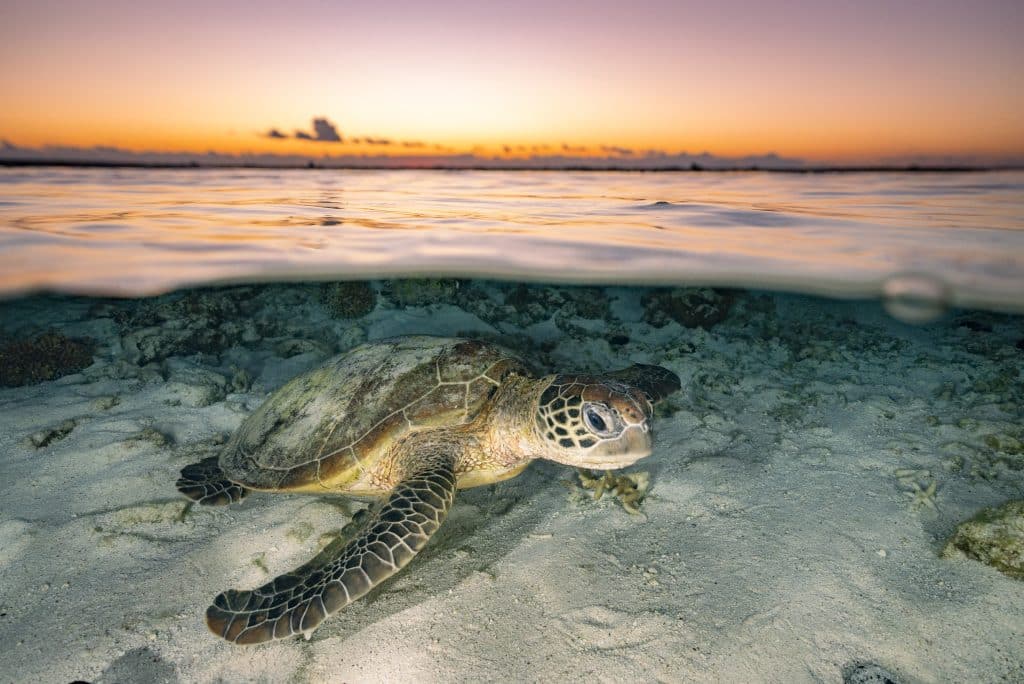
1 285 1022 683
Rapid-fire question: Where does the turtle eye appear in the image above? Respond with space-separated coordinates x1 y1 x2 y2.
583 403 618 438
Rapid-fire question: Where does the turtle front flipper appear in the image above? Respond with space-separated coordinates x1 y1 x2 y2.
205 457 457 644
608 363 680 401
177 456 250 506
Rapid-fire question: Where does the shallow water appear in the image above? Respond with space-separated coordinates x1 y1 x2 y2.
1 168 1023 314
0 167 1023 681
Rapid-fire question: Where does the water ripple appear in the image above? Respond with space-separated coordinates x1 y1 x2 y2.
0 167 1022 312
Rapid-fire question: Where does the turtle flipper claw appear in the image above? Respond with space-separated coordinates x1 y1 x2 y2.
177 456 249 506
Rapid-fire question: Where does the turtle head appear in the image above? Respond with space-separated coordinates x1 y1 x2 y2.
534 373 661 470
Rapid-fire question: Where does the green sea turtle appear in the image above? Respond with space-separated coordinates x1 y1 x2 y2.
177 336 679 644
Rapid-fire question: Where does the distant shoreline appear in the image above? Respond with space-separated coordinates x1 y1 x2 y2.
0 159 1018 173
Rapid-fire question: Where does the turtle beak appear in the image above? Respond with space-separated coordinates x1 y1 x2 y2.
576 425 653 470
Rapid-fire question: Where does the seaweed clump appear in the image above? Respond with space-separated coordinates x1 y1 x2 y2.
320 281 377 318
0 330 95 387
505 285 610 322
642 287 735 329
943 499 1024 580
385 279 460 307
576 469 650 514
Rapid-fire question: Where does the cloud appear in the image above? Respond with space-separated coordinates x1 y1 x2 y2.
267 117 343 142
355 137 391 145
601 145 635 156
311 117 342 142
1 139 18 151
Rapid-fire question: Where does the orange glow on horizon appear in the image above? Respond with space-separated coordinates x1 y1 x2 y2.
1 1 1022 164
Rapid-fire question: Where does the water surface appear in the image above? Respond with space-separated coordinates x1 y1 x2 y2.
1 167 1022 313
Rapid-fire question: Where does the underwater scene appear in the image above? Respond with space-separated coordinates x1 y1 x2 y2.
0 170 1023 683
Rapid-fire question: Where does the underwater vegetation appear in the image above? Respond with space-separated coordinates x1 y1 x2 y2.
641 287 734 329
576 468 650 514
944 499 1024 580
384 278 461 307
320 281 377 318
0 330 95 387
504 283 610 321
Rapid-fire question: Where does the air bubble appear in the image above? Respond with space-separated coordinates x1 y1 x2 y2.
882 273 950 324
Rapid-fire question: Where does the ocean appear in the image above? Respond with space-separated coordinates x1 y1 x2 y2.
0 167 1022 682
2 167 1023 313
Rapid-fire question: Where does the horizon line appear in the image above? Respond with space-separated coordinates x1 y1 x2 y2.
1 158 1021 173
4 139 1023 173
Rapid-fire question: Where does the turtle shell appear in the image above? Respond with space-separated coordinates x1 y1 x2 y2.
219 336 531 493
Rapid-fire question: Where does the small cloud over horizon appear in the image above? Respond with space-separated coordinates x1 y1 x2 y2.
265 119 421 149
265 117 343 143
352 136 392 146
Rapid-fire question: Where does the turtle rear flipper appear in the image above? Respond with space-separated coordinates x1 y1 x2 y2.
205 456 456 644
177 456 250 506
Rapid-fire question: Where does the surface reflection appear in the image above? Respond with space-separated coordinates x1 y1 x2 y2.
0 167 1021 312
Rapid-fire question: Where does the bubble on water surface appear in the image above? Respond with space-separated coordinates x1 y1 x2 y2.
882 273 950 323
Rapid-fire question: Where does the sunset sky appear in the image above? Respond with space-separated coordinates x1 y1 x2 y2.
1 0 1022 164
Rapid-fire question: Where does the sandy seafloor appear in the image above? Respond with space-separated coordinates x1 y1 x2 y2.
0 281 1022 683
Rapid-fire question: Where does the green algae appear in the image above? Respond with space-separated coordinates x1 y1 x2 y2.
386 278 460 307
944 500 1024 580
0 330 95 387
641 287 734 329
320 281 377 318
